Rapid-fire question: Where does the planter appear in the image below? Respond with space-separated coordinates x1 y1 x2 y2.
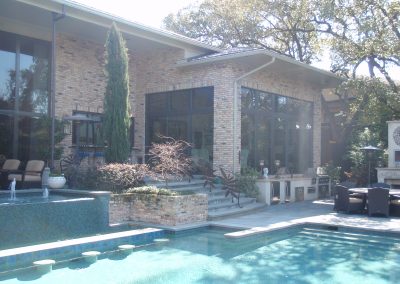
48 176 67 189
109 193 208 226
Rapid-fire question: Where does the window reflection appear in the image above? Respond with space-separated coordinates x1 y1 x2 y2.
0 31 50 162
241 87 313 174
146 87 214 167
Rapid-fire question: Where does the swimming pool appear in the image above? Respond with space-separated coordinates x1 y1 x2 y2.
1 225 400 283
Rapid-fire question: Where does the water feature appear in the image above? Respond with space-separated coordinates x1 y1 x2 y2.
1 225 400 283
0 189 110 250
9 178 16 201
43 187 49 199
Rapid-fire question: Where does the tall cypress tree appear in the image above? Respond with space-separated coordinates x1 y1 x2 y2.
103 23 131 163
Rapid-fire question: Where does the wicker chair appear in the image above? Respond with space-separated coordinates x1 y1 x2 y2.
335 185 365 213
367 187 390 217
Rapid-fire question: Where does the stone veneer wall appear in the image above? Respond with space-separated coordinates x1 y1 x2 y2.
109 193 208 226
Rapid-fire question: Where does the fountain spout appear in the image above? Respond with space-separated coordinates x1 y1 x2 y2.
43 187 49 199
10 178 16 200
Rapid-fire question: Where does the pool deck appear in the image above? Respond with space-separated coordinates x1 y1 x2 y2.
153 199 400 237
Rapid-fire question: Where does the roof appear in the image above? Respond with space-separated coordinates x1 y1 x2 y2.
179 48 344 88
11 0 221 54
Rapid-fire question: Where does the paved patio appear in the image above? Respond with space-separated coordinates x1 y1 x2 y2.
209 199 400 237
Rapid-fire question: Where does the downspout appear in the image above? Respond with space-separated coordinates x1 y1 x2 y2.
232 57 275 172
50 5 65 169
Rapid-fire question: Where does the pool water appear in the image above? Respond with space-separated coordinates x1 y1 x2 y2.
2 226 400 283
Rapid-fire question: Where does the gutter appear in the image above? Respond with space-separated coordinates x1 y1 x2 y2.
50 5 66 169
232 57 275 172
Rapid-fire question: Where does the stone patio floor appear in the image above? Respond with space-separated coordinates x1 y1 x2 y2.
208 199 400 237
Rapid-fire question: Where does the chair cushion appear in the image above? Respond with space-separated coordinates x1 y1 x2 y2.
349 198 363 204
2 159 20 171
25 160 45 172
23 175 41 182
8 174 23 181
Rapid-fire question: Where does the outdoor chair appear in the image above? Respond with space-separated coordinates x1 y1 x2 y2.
335 185 365 213
370 183 390 189
339 181 357 188
390 198 400 217
8 160 45 189
367 187 390 217
1 159 20 189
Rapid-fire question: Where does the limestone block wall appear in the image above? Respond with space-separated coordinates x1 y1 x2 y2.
109 193 208 226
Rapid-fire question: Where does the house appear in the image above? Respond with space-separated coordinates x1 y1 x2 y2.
0 0 342 174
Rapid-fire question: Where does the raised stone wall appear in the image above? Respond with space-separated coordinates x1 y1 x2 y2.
109 193 208 226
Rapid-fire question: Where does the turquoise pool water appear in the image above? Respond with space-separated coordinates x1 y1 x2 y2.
2 226 400 283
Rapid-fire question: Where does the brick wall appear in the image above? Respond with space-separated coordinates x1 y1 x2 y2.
55 32 325 173
109 193 208 226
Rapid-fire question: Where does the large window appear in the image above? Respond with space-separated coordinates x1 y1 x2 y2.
0 31 50 162
146 87 214 166
241 87 313 174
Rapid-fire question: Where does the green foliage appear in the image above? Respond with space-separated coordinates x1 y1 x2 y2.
235 167 259 198
164 0 399 91
34 116 66 162
346 128 385 185
63 164 102 190
322 161 341 185
125 186 181 196
164 0 319 63
103 23 131 163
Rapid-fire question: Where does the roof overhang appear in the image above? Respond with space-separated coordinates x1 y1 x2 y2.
177 49 344 89
1 0 221 56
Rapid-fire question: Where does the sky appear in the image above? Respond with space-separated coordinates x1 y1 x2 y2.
72 0 399 78
72 0 196 28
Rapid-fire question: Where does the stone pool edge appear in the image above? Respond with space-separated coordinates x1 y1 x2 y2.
0 228 163 272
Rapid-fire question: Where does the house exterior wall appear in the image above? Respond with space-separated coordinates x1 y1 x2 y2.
133 47 237 171
53 32 323 173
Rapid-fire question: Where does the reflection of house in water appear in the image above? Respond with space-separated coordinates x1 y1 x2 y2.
0 0 342 178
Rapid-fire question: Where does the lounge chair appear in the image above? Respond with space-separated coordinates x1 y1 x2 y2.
367 187 390 217
8 160 45 189
335 185 365 213
1 159 21 189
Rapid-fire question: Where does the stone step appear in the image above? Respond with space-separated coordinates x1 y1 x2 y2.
207 202 267 220
208 197 257 211
147 179 204 189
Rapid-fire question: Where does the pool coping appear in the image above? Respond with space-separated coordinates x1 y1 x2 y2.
0 227 164 272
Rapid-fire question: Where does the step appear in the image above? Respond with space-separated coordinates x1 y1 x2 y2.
147 179 205 189
208 202 266 220
208 196 256 207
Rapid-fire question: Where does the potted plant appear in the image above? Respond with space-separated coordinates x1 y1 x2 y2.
48 172 67 189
